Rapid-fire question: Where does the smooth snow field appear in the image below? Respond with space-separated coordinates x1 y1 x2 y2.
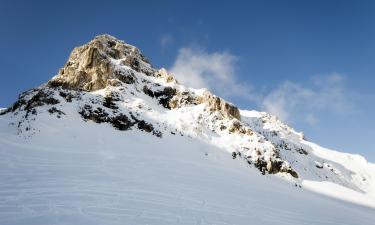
0 115 374 225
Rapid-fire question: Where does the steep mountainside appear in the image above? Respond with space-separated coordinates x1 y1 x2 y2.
0 35 374 224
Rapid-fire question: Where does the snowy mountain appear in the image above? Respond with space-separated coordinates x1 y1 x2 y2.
0 34 374 225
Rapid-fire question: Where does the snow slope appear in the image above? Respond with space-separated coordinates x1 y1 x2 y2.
0 34 374 224
0 113 375 225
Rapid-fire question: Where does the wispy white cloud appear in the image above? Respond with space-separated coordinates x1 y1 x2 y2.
305 113 318 126
159 34 174 50
261 73 356 125
169 47 357 126
170 47 255 100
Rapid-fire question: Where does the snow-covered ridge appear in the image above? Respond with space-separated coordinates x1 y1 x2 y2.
1 34 374 214
241 110 375 207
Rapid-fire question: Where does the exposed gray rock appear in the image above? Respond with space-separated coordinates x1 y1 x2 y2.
169 91 201 109
199 91 240 120
142 85 177 109
49 34 155 91
79 103 162 137
48 107 65 118
156 68 178 84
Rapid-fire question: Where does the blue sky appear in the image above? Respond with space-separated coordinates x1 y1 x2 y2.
1 0 374 161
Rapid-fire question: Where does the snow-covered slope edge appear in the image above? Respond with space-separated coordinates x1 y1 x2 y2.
0 34 374 224
241 110 375 208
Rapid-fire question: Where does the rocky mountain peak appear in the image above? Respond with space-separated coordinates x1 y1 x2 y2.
5 34 365 183
48 34 156 91
45 35 241 121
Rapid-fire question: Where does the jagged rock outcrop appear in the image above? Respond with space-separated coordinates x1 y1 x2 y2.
48 34 241 122
167 90 241 120
199 91 241 120
266 159 298 178
49 34 156 91
157 68 178 84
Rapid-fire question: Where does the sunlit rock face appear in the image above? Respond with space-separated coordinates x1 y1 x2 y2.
49 34 155 91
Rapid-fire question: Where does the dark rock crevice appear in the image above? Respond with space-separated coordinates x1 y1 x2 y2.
48 107 65 118
142 86 177 109
79 104 162 137
10 90 60 115
251 157 298 178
